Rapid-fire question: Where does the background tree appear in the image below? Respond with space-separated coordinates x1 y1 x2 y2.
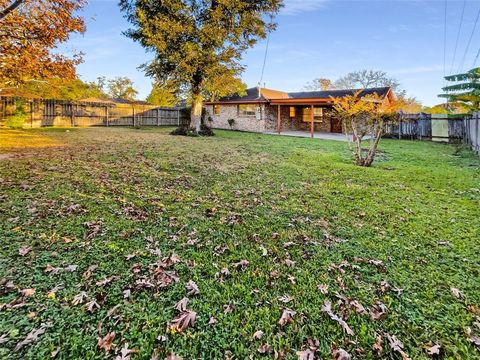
146 81 177 106
303 78 333 91
120 0 283 133
107 77 138 100
439 67 480 112
332 91 403 167
0 0 85 87
0 0 23 20
334 69 400 91
14 78 107 100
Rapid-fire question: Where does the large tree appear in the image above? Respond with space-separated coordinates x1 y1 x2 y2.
120 0 283 132
146 81 177 106
107 77 138 100
0 0 86 87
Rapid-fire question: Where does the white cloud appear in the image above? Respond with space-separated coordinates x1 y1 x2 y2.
282 0 329 15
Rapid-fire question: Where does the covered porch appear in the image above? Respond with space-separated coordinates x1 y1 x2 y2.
270 99 343 138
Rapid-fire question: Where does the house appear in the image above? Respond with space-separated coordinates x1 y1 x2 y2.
205 86 394 136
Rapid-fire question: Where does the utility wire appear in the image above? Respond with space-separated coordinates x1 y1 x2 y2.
450 0 466 74
259 31 270 88
443 0 448 79
458 3 480 73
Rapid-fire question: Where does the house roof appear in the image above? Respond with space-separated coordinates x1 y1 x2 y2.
208 86 392 105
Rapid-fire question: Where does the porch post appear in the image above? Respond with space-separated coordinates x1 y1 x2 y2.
277 104 281 134
310 104 314 138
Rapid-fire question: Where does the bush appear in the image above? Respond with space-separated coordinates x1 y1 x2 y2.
227 118 235 128
198 124 214 136
6 113 26 129
170 124 214 137
170 126 189 136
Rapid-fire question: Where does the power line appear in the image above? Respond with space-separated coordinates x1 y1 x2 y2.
259 31 270 88
443 0 448 78
450 0 466 74
458 3 480 73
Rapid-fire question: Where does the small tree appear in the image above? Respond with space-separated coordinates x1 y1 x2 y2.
120 0 282 134
334 70 400 92
107 77 138 101
146 81 177 106
439 67 480 112
332 91 403 167
303 78 333 91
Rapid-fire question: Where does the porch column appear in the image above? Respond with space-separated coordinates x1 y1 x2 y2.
277 104 281 134
310 104 314 138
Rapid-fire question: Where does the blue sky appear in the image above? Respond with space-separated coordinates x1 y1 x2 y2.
63 0 480 106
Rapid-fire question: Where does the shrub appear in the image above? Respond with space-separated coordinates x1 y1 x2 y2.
227 118 235 128
7 99 27 128
198 124 214 136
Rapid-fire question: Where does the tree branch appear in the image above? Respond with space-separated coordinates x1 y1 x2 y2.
0 0 24 20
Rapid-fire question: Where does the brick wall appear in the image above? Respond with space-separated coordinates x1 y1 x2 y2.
205 103 336 134
205 104 266 133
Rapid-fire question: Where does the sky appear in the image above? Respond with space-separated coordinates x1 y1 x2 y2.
62 0 480 106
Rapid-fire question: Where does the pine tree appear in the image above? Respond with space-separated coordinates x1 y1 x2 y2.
119 0 283 133
439 67 480 112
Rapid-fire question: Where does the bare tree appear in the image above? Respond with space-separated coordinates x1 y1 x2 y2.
303 78 334 91
334 70 400 91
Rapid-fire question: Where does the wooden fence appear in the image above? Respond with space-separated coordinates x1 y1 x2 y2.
0 96 189 128
465 112 480 155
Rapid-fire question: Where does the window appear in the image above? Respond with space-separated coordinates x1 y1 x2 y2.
302 107 324 122
213 105 220 115
238 104 256 117
289 106 296 118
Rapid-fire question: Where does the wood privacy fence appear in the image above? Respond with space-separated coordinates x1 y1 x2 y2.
0 96 189 128
465 112 480 155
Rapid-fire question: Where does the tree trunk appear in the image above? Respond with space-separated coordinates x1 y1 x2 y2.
190 93 203 133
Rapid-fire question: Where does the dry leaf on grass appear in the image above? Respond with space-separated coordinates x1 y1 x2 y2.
115 343 137 360
20 288 36 297
278 294 294 303
369 302 388 321
257 343 271 354
253 330 264 340
278 308 296 326
372 334 383 355
85 300 100 313
14 322 51 351
331 344 351 360
174 297 189 312
208 316 217 325
169 310 197 332
284 259 296 267
98 332 116 352
72 291 88 305
96 276 118 287
165 352 183 360
233 259 249 269
185 280 199 296
318 284 329 294
451 287 464 299
322 300 354 335
296 348 315 359
18 246 32 256
425 343 441 355
386 334 411 360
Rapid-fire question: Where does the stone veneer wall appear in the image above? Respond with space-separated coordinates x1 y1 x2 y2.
205 104 335 133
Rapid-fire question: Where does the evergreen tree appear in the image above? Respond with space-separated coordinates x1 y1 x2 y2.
439 67 480 112
119 0 283 133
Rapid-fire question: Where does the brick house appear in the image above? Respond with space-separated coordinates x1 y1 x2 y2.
204 86 393 136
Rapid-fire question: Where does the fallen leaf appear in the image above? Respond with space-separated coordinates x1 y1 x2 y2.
233 259 249 269
425 343 441 355
223 303 233 314
19 246 32 256
169 310 197 332
123 289 131 299
322 300 354 335
332 345 351 360
257 343 271 354
451 287 464 299
253 330 264 340
369 302 388 321
372 334 383 355
85 300 100 313
14 323 51 351
98 332 116 352
386 334 411 360
318 284 329 294
278 308 296 327
165 352 183 360
284 259 296 267
64 265 78 272
278 294 294 303
96 276 118 287
72 291 88 305
20 288 35 297
208 316 217 325
296 348 315 360
174 297 189 312
185 280 199 296
115 343 137 360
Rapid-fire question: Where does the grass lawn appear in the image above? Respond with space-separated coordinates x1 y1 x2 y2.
0 127 479 359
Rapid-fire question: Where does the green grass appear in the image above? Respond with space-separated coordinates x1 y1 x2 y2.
0 127 479 359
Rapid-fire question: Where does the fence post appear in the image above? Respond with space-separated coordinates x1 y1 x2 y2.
177 109 180 126
105 106 109 127
132 106 135 127
30 101 33 128
398 119 402 140
157 108 160 126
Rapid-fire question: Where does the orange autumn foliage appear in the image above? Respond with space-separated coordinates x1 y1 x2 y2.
0 0 86 86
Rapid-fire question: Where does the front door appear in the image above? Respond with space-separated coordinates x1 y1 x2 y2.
330 118 343 133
